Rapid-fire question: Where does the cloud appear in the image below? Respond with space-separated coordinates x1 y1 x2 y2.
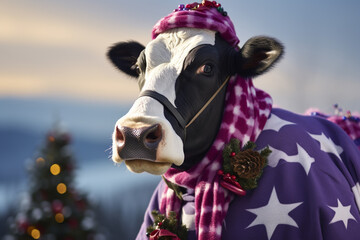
0 1 149 103
0 2 149 53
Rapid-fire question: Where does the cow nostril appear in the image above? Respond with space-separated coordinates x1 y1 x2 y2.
116 126 125 148
144 124 162 149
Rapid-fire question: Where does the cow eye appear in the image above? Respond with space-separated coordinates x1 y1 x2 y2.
136 66 141 75
198 64 213 75
131 64 141 75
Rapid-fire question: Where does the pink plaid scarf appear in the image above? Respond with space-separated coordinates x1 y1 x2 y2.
160 75 272 239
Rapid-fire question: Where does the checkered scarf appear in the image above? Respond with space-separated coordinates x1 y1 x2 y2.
161 75 272 239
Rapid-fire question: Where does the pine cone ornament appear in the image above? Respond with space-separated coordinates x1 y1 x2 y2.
219 139 271 193
231 149 266 179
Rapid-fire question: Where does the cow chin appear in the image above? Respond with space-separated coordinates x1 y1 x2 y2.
112 143 184 175
124 160 172 175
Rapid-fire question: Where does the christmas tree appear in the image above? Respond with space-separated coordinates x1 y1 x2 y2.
4 128 104 240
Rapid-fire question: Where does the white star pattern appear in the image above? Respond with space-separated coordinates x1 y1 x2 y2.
246 187 303 240
268 144 315 175
309 133 343 160
263 114 296 132
328 199 356 229
352 182 360 211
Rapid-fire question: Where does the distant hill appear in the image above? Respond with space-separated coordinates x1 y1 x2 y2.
0 96 133 182
0 126 111 183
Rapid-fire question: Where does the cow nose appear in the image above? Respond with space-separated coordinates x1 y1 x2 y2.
115 124 162 161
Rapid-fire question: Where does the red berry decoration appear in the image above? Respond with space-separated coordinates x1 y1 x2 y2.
218 169 246 196
174 1 228 16
220 179 246 196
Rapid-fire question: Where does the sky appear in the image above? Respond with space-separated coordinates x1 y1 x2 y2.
1 0 359 117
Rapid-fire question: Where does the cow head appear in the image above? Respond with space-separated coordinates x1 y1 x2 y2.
108 28 283 175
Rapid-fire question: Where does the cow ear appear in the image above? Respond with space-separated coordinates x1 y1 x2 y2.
107 41 145 78
234 36 284 78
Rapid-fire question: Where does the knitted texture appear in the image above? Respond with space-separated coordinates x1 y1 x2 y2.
152 5 239 47
161 75 272 239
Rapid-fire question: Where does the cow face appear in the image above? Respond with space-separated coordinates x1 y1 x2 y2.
108 28 283 175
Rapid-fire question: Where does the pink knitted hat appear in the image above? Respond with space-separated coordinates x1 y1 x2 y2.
152 1 240 47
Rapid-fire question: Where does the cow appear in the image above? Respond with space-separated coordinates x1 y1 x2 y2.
107 2 360 240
